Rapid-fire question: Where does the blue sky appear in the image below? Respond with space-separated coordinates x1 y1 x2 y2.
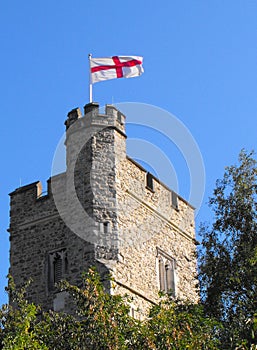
0 1 256 305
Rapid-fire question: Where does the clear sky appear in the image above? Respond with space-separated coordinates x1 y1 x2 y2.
1 1 256 305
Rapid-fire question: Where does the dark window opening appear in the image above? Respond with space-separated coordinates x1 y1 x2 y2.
146 172 154 191
103 222 109 234
53 255 62 284
48 249 67 291
171 191 179 210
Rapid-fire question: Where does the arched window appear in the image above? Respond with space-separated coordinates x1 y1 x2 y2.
48 249 67 291
157 248 176 297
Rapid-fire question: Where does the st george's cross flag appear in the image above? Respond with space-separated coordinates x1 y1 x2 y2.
90 56 144 84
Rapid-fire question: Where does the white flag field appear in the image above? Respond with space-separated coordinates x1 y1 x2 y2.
90 56 144 84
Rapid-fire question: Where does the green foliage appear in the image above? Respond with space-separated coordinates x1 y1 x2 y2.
56 268 151 349
199 150 257 348
148 296 220 349
0 276 48 349
0 269 220 349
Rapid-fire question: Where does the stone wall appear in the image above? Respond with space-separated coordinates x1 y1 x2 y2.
111 154 198 316
9 103 198 316
8 176 111 313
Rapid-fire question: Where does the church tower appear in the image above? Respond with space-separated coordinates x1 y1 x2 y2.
9 102 198 317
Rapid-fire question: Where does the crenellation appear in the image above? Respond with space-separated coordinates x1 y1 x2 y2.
83 101 99 116
9 102 198 317
65 107 82 130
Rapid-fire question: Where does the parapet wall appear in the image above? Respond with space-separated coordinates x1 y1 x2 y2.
112 155 198 315
9 174 66 229
118 156 195 238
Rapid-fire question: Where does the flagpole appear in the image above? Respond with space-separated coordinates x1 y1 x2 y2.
88 53 93 103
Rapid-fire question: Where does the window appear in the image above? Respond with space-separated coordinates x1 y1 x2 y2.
157 248 176 297
146 172 154 191
171 191 178 210
48 249 67 290
103 222 109 234
53 254 63 284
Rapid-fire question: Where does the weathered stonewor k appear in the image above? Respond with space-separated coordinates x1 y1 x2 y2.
9 103 198 317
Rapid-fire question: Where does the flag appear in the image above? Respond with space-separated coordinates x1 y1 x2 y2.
90 56 144 84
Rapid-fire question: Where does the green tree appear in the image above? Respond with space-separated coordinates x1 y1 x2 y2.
1 270 221 349
199 150 257 348
0 276 48 349
148 296 220 349
54 268 153 349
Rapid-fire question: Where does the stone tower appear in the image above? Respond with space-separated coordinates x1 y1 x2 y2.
9 103 198 317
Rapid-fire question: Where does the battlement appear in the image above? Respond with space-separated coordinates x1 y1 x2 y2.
117 156 195 241
9 181 43 199
9 173 66 200
9 101 198 315
9 174 66 228
64 103 126 139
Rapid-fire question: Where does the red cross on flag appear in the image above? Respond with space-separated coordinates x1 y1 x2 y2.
90 56 144 84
